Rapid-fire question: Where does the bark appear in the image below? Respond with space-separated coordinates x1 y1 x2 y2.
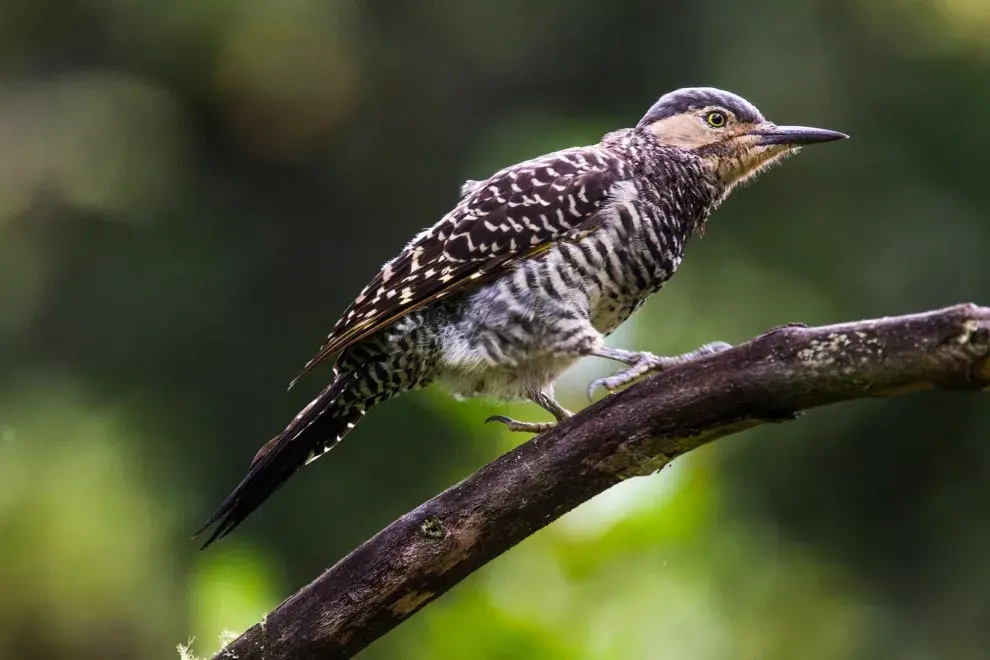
215 303 990 660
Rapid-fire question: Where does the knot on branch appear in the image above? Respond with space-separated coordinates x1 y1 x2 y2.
418 516 445 539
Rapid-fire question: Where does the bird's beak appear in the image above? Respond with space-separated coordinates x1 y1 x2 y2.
752 125 849 146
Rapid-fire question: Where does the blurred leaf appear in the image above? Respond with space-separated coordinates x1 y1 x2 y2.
190 544 281 657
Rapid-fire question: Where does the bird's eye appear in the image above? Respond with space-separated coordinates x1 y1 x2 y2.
705 111 727 128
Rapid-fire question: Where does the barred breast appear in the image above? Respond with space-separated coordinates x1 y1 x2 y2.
432 172 701 400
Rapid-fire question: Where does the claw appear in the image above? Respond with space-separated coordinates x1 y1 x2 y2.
704 341 733 352
586 376 616 401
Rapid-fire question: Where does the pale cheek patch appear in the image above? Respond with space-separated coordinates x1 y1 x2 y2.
648 115 720 149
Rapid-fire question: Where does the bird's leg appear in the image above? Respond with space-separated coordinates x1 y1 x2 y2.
586 341 732 400
486 386 573 434
534 389 574 421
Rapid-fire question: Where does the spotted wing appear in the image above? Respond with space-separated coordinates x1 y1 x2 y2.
290 146 630 386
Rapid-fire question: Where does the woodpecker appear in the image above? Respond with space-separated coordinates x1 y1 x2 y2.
196 87 846 547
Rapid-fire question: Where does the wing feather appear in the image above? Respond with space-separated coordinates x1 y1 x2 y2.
289 145 630 387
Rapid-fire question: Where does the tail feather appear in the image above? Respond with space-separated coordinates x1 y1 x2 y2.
195 374 362 549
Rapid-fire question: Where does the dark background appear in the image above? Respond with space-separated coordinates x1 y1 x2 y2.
2 0 989 658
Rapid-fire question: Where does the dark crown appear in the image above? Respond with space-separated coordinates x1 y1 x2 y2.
637 87 764 128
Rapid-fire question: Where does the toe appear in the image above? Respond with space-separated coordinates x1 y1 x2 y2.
586 378 603 401
587 376 617 401
485 415 556 433
703 341 733 353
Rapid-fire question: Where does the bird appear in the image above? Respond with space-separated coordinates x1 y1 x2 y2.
195 86 847 547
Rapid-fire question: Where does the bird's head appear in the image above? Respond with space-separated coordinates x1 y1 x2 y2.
637 87 847 190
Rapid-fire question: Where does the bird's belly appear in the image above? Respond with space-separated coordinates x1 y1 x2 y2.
432 279 588 401
436 352 578 401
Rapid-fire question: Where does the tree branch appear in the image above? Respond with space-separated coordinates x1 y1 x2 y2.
215 303 990 660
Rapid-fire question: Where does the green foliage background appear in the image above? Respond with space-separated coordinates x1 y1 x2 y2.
2 1 989 658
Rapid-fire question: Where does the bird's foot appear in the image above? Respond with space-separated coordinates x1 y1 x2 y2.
485 415 557 434
586 341 733 400
586 356 663 400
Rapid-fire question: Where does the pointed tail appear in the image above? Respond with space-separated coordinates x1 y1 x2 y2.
194 372 363 549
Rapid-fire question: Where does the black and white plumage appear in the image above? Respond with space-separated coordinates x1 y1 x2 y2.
197 87 846 546
290 143 635 381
